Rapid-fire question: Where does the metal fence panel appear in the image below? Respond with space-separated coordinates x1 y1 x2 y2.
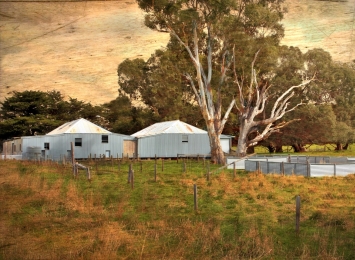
315 157 330 163
329 157 347 164
310 164 335 177
248 158 288 162
245 160 257 172
268 162 282 174
336 164 355 176
294 164 308 176
290 156 307 163
226 158 246 169
259 161 267 173
284 163 296 175
347 158 355 163
240 156 354 177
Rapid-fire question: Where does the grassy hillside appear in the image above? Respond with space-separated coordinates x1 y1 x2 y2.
1 0 354 105
1 159 354 259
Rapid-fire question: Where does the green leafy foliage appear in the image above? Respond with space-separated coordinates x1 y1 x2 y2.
0 90 104 141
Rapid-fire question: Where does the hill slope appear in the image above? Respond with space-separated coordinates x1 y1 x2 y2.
0 0 354 105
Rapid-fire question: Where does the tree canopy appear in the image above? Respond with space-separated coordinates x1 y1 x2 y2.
0 90 103 141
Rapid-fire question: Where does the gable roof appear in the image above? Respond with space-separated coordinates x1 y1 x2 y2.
47 118 111 135
132 120 207 138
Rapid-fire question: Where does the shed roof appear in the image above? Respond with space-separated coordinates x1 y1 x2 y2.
132 120 207 138
47 118 111 135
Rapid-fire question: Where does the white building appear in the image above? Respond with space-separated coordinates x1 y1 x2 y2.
132 120 233 158
1 118 136 160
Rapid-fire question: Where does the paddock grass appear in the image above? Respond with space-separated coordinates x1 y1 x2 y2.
0 159 354 259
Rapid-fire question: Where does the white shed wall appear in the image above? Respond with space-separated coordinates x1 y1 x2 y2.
137 133 221 158
22 133 135 160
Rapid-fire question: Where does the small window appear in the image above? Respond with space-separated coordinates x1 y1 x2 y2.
75 138 82 147
182 134 188 143
102 135 108 143
44 143 50 150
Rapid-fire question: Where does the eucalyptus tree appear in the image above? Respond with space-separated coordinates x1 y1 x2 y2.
117 47 203 127
134 0 317 162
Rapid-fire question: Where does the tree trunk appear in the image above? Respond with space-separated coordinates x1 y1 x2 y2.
247 146 255 154
236 119 252 156
335 142 343 151
267 143 276 153
209 132 225 164
292 143 306 152
275 145 283 153
206 121 225 164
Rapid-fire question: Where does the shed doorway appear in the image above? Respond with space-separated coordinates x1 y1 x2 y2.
123 140 137 158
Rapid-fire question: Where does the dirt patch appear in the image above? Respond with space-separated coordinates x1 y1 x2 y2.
0 0 354 105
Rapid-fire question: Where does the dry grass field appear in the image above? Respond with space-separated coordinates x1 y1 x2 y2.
0 0 354 105
0 159 354 259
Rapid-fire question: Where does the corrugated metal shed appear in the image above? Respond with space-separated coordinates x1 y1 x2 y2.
132 120 232 158
47 118 110 135
14 118 136 161
132 120 206 137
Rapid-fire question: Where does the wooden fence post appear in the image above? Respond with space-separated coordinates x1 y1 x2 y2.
86 168 91 181
233 162 236 178
128 164 132 183
281 162 285 176
334 164 336 177
131 170 134 189
71 142 75 176
257 161 260 174
207 162 210 181
194 184 198 211
154 163 157 182
296 195 301 235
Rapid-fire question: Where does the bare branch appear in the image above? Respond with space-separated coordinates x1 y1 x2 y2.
270 79 311 118
185 73 202 107
232 45 244 110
